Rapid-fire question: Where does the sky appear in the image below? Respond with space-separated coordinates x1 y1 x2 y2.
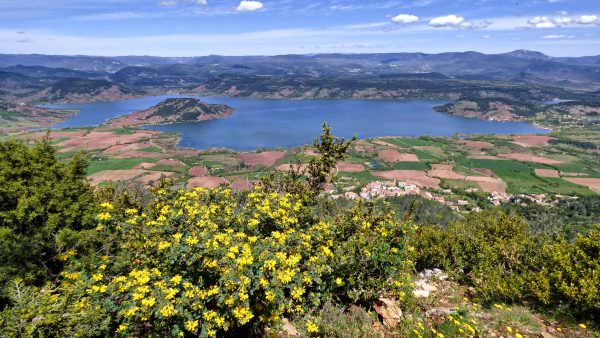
0 0 598 57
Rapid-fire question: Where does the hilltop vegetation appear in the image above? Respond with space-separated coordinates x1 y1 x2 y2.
108 98 234 127
0 126 598 337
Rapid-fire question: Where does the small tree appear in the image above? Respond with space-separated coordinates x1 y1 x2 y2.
306 122 356 194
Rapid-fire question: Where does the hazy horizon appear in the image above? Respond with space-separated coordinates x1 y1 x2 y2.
1 49 598 59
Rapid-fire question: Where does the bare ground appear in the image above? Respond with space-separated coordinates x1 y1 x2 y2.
239 151 286 167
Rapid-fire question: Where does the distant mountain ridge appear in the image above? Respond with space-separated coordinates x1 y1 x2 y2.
1 50 599 89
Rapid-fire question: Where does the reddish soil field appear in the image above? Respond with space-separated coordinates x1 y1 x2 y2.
564 178 600 193
431 164 453 171
427 169 465 180
534 169 560 178
499 153 563 165
301 149 318 157
57 131 157 152
372 170 440 189
139 171 175 185
239 151 286 167
26 130 88 141
456 140 495 150
156 159 186 167
352 141 375 154
88 169 148 186
512 135 553 147
336 161 365 172
103 143 162 159
465 176 506 193
103 143 151 154
134 162 157 169
276 163 309 173
378 149 419 162
188 166 210 177
229 179 259 192
187 177 230 189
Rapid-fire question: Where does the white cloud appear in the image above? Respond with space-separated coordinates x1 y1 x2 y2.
158 0 177 7
528 14 599 28
236 0 263 12
196 0 207 4
543 34 574 39
528 16 556 28
391 14 419 24
428 15 490 29
429 15 464 27
577 15 598 24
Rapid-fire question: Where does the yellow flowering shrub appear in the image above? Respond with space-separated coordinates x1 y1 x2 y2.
41 186 415 337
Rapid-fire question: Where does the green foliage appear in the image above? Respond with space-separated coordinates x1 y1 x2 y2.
414 210 600 316
306 123 356 193
1 185 414 337
0 137 97 301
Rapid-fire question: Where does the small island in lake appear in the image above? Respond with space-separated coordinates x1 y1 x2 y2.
108 97 234 127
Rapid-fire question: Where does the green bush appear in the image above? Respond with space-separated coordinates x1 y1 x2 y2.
0 138 96 302
414 209 600 316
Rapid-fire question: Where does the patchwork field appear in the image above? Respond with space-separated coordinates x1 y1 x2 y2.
13 122 599 208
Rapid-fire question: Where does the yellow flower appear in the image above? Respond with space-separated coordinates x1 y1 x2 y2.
506 326 512 333
141 297 155 308
157 241 171 250
265 291 275 302
335 277 344 286
291 287 305 300
92 273 103 282
186 235 199 246
160 304 177 317
515 333 523 338
125 306 139 317
100 202 114 210
97 212 111 221
579 323 587 329
116 323 128 333
185 320 199 332
264 259 277 271
306 320 319 333
171 275 183 285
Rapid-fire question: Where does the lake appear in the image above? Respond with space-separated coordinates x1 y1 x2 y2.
45 95 548 151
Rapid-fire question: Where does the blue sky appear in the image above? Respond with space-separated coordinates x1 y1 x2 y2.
0 0 598 56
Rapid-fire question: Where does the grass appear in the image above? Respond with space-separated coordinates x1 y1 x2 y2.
150 164 189 174
337 171 378 186
453 158 594 195
383 136 446 148
86 157 157 175
389 162 430 171
413 148 444 162
441 179 479 191
139 146 163 153
111 128 135 135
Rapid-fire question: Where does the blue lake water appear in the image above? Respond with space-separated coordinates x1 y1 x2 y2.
44 95 548 151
